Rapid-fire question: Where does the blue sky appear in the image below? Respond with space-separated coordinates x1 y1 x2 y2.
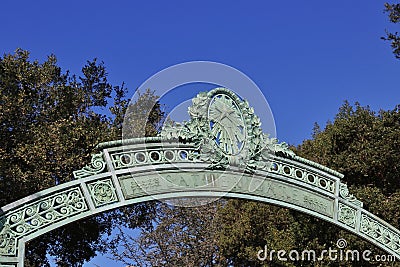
1 1 399 265
1 1 399 145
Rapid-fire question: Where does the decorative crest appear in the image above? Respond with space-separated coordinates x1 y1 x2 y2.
161 87 295 171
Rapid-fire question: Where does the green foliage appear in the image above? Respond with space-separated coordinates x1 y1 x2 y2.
383 2 400 58
105 200 223 267
216 200 296 267
298 101 400 194
0 49 118 205
295 102 400 266
386 2 400 22
123 88 165 138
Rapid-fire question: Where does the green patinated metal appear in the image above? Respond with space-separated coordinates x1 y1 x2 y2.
0 87 399 266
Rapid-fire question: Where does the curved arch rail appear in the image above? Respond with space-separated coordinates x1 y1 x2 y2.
0 139 399 266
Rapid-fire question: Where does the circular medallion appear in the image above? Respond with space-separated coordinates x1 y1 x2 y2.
208 93 246 155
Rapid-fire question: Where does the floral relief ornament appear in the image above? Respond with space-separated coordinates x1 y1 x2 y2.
160 87 296 171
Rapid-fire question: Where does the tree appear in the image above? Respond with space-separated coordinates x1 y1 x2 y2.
299 101 400 194
294 102 400 266
383 2 400 58
0 49 165 266
215 199 297 267
104 199 223 267
0 49 119 206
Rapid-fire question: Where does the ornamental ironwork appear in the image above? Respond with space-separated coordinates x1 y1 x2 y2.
1 87 399 267
161 88 295 171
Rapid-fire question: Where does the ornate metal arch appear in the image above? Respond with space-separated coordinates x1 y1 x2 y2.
1 88 399 266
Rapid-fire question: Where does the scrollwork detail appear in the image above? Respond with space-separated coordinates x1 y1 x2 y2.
73 152 106 179
339 183 363 207
0 187 87 256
